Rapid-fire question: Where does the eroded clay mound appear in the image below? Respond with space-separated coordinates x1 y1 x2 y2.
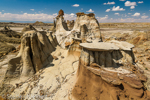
70 42 150 100
21 25 37 34
4 30 58 84
0 26 21 38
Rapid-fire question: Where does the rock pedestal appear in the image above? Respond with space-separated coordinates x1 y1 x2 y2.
71 42 149 100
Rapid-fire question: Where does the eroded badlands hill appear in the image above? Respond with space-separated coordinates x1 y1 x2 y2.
0 10 150 100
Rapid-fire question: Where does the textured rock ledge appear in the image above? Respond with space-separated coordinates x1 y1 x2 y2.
70 42 150 100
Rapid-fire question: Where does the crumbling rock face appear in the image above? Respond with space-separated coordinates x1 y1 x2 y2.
55 10 101 48
4 30 58 84
73 12 101 38
67 20 74 30
21 25 37 34
0 26 21 38
70 42 150 100
68 38 82 57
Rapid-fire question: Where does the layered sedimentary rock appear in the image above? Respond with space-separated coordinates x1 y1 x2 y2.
67 20 74 30
68 38 82 57
21 25 37 34
73 13 101 38
3 30 58 84
55 10 102 48
71 42 150 100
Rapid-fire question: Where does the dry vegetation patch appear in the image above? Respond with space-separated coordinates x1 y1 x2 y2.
0 42 16 58
0 33 20 44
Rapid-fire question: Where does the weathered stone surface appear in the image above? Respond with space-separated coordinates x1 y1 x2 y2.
55 11 102 48
89 51 94 64
0 26 21 38
21 25 37 34
109 40 134 50
4 30 57 84
80 43 119 51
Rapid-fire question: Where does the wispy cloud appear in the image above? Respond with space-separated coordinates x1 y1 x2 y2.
138 1 143 4
114 13 120 16
103 2 115 5
72 4 79 7
141 15 148 19
120 0 125 1
30 9 34 11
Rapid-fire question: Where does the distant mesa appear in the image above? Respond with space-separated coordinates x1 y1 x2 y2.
33 21 46 26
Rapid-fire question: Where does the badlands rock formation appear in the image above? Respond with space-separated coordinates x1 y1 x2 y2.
3 30 58 85
0 26 21 38
55 10 101 48
67 20 74 30
0 10 150 100
21 25 37 34
71 42 150 100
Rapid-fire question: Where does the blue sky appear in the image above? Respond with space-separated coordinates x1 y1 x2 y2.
0 0 149 23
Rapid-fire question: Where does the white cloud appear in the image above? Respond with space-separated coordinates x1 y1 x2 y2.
86 9 94 13
72 4 79 7
132 12 140 17
114 13 120 15
2 10 4 12
120 0 125 1
106 9 111 12
103 2 115 5
138 1 143 4
125 1 136 6
0 12 77 22
70 13 75 16
112 6 125 11
130 6 135 9
128 13 131 14
97 15 109 21
53 13 57 16
30 9 34 11
141 15 148 19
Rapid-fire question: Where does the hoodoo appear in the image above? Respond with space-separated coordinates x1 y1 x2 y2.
55 10 102 48
3 30 58 84
71 41 149 100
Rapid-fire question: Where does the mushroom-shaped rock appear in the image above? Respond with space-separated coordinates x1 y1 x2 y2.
71 41 149 100
109 40 134 51
79 42 119 51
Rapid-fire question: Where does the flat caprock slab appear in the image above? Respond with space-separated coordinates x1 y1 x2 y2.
79 42 119 51
109 40 134 51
